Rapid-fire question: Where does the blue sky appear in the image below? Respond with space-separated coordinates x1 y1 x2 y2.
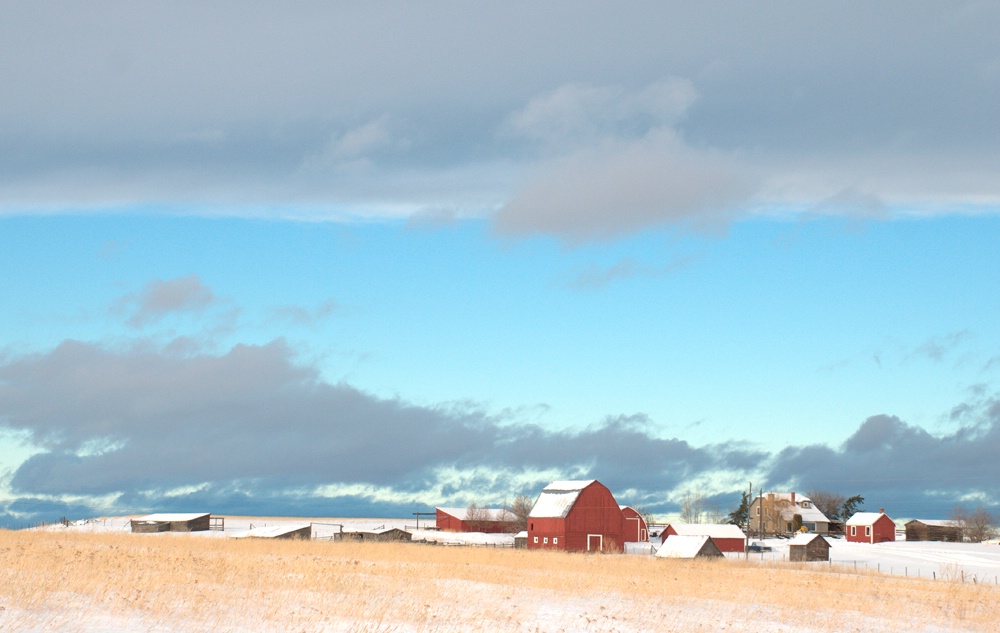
1 2 999 526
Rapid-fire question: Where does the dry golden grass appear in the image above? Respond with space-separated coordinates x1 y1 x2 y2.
1 529 996 631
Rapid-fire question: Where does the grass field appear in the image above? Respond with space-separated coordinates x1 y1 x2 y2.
1 529 996 632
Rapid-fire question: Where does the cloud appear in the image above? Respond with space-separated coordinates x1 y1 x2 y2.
268 299 338 327
115 274 217 327
494 129 757 242
765 400 1000 516
565 253 702 290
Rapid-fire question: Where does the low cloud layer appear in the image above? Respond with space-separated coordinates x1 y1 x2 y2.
2 3 999 241
1 338 997 525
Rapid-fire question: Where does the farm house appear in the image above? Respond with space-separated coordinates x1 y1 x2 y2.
527 480 625 553
435 507 516 533
130 513 211 533
788 533 831 561
661 523 746 553
904 520 963 542
655 535 724 559
846 510 897 544
620 506 649 542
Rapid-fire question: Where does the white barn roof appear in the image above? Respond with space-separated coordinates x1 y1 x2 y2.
437 507 516 522
667 523 746 539
788 533 830 546
528 480 596 519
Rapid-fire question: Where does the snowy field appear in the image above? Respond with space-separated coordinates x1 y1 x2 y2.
3 517 997 632
35 515 1000 582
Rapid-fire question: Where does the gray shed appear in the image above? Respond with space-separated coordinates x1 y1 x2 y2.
788 533 830 562
131 513 211 533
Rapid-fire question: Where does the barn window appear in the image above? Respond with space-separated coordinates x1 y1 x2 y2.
553 537 558 544
543 537 548 544
530 523 534 530
533 536 538 543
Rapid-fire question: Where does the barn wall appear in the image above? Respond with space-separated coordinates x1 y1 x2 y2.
564 484 624 553
527 516 566 550
622 508 647 542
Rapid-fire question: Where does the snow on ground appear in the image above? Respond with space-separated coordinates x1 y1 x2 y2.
735 536 1000 583
31 517 1000 582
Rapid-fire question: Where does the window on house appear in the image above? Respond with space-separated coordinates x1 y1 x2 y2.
801 501 811 508
755 506 760 516
865 526 871 537
850 526 856 537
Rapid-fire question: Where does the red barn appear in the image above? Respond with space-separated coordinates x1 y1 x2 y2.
435 507 515 533
527 480 625 553
661 523 747 553
621 506 649 542
845 509 896 544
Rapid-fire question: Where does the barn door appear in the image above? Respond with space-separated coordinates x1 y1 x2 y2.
587 534 603 552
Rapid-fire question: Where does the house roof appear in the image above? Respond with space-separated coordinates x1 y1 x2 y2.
666 523 746 539
437 507 516 522
846 511 891 526
528 480 596 518
655 535 718 558
757 493 831 524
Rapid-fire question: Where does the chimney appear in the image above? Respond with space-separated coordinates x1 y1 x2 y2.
879 508 885 514
791 491 796 504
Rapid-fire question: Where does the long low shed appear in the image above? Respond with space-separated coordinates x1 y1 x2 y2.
661 523 746 553
130 513 211 533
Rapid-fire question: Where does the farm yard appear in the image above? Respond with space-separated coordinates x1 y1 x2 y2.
1 516 998 632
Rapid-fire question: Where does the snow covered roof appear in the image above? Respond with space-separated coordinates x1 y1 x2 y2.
528 480 596 518
667 523 746 539
906 519 959 527
758 493 831 524
788 533 830 546
136 513 209 522
655 535 718 558
846 511 890 526
437 507 516 522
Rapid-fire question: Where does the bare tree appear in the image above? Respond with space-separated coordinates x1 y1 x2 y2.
952 504 997 543
806 490 846 521
465 502 493 532
507 494 534 533
679 490 706 523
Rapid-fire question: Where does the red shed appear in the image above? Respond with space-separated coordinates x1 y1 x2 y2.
661 523 746 553
845 509 896 544
620 506 649 542
527 480 625 553
435 507 515 533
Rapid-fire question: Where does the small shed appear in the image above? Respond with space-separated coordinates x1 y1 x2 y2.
655 535 724 559
788 533 831 561
620 506 649 542
232 523 312 540
130 513 211 533
527 480 625 553
846 509 896 544
904 520 963 542
661 523 746 553
514 530 528 549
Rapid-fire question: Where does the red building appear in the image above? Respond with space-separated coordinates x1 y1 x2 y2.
435 507 516 533
845 509 896 544
621 506 649 542
660 523 746 553
527 480 625 553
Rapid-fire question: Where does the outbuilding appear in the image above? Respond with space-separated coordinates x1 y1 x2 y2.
232 523 312 540
904 520 963 542
130 513 211 533
527 480 625 553
788 533 831 561
435 507 516 533
655 535 724 559
661 523 746 553
620 506 649 542
846 509 896 544
341 527 411 543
